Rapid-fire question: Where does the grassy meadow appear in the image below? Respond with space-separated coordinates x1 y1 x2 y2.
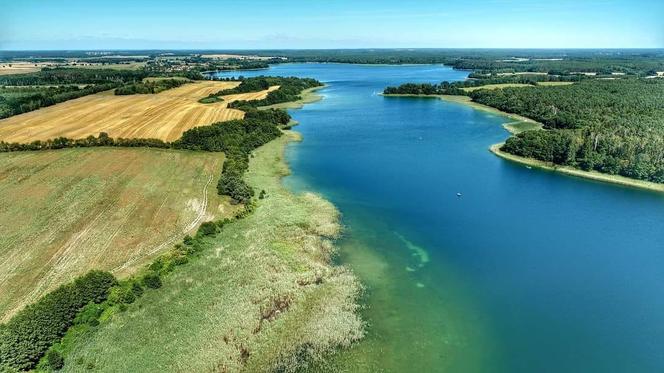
536 81 575 86
460 83 533 92
0 147 237 321
60 133 364 372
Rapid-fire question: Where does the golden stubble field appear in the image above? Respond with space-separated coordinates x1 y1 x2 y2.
0 147 240 321
0 81 279 143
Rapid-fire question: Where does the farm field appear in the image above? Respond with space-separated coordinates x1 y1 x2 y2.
0 61 146 75
0 81 279 143
0 62 48 75
0 147 237 321
61 133 362 372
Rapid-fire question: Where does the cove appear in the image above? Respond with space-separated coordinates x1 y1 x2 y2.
212 64 664 372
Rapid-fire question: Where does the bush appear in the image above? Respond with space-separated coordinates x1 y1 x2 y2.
217 174 254 203
183 235 194 245
142 272 162 289
197 221 218 237
0 271 116 371
131 281 144 297
73 303 104 326
109 286 136 305
149 258 164 272
45 350 64 370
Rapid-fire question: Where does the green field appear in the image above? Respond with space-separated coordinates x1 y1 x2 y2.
536 81 575 86
503 121 543 134
0 147 235 322
460 83 533 92
59 134 363 372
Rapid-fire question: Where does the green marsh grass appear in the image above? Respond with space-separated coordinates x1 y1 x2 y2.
61 133 363 372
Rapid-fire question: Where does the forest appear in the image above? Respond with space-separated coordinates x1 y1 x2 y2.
0 67 149 86
0 84 117 119
236 49 664 76
114 78 189 95
203 76 323 110
0 271 117 371
473 79 664 182
384 74 582 96
7 49 662 77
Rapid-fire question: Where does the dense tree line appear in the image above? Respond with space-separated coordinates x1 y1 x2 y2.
0 271 116 371
185 56 277 71
0 132 169 152
114 78 189 95
234 49 664 76
0 68 149 86
176 108 287 202
384 82 465 95
0 84 118 119
454 56 664 76
5 49 663 76
201 76 322 109
209 77 272 95
383 75 583 96
224 76 322 109
472 79 664 182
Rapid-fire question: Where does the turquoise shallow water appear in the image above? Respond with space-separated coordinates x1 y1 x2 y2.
213 64 664 372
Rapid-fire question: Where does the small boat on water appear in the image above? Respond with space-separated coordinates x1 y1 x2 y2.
457 192 462 197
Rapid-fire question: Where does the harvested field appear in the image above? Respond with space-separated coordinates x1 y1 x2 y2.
0 147 237 321
0 62 44 75
0 81 279 143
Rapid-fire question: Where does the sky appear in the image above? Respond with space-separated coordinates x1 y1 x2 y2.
1 0 663 50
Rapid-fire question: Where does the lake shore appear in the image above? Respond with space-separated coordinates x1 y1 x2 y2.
382 93 540 129
260 85 325 110
384 93 664 193
491 143 664 193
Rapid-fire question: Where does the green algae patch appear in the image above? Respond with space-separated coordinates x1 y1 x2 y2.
59 133 364 372
394 232 430 269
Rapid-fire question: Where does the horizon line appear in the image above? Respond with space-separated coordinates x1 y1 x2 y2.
2 47 664 52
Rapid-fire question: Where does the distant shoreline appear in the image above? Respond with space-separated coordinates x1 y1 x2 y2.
383 93 664 193
382 93 539 128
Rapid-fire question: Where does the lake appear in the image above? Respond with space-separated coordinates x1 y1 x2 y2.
212 64 664 372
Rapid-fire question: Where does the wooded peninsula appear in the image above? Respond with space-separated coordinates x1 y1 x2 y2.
383 53 664 186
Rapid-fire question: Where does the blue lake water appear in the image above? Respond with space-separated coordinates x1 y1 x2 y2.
212 64 664 372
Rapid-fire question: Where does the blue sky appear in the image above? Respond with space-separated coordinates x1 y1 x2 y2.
1 0 662 50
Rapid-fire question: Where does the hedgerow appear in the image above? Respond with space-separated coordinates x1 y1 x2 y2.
0 271 116 371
